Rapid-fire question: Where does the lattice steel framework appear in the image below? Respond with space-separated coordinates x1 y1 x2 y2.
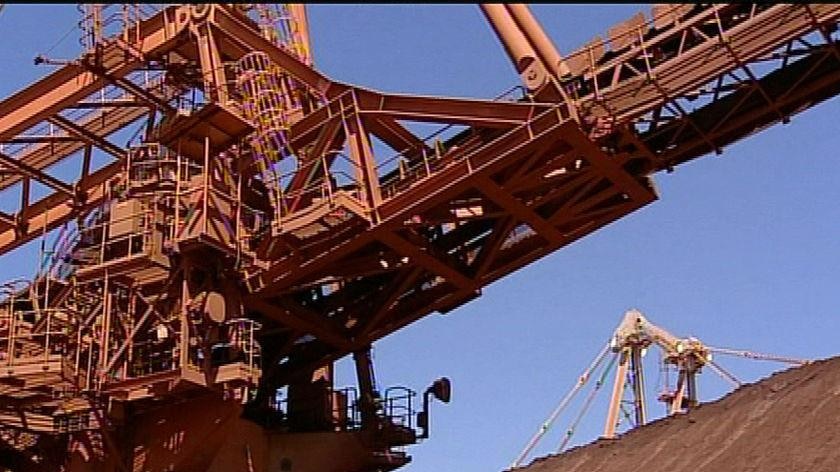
0 3 837 471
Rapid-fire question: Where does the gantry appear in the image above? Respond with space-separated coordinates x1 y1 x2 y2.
511 309 810 469
0 4 838 471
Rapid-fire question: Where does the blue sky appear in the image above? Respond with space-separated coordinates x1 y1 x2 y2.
2 4 840 472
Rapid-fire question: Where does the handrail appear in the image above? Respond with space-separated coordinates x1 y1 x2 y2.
383 385 416 429
378 101 568 201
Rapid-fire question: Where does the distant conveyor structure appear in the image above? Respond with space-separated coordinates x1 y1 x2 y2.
511 356 840 472
512 309 809 468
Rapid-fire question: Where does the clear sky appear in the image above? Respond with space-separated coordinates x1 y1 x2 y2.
2 4 840 472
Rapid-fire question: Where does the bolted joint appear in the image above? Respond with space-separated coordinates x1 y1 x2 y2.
190 3 213 23
73 185 88 208
13 215 28 238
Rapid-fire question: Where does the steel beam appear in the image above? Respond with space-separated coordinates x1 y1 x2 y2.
0 104 153 193
0 5 188 141
365 116 429 156
475 176 565 246
0 151 74 196
378 231 473 289
0 161 118 256
209 5 339 97
354 89 558 128
48 116 125 160
245 297 353 351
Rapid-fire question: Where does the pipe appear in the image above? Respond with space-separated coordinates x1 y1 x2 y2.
287 4 312 65
512 342 610 468
479 4 547 91
505 4 571 78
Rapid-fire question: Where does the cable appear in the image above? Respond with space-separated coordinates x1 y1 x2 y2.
511 342 610 468
558 352 618 452
707 360 742 389
708 346 810 366
41 20 81 58
512 311 813 468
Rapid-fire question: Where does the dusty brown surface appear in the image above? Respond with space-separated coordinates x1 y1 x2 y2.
514 357 840 472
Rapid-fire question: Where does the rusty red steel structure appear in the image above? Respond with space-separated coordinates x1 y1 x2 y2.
0 3 837 471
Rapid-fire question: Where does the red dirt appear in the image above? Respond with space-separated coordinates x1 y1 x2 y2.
514 357 840 472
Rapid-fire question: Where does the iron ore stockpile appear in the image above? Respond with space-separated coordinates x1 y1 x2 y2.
514 357 840 472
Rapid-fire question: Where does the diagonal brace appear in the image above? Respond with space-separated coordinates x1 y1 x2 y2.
0 151 74 197
475 175 565 245
48 115 126 160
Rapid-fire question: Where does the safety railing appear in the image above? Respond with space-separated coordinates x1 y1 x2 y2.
560 4 776 108
54 410 99 434
382 386 417 430
0 280 30 305
0 71 170 167
74 202 158 268
272 153 366 217
376 84 532 201
0 308 70 366
271 385 360 432
127 339 177 378
218 318 262 372
126 142 200 196
78 3 165 50
268 383 417 433
376 101 571 205
182 318 262 377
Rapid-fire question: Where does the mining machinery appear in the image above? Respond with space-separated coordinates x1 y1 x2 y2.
511 309 810 469
0 3 838 471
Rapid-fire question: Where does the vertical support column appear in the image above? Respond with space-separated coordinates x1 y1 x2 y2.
6 295 15 365
124 288 137 380
353 346 379 430
603 348 629 439
670 370 687 415
174 148 181 241
345 111 382 222
202 136 210 236
98 272 112 385
669 358 699 415
44 309 52 362
287 4 312 65
82 5 104 50
180 264 190 370
195 22 229 104
685 357 698 409
629 346 646 427
19 178 30 231
74 298 83 374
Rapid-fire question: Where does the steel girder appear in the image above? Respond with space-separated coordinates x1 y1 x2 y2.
0 4 838 389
